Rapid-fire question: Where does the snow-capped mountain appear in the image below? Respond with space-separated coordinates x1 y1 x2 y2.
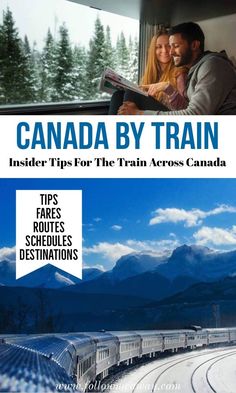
0 261 103 288
156 244 236 281
1 245 236 290
111 252 168 281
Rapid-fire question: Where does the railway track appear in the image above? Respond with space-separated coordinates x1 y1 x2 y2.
105 346 236 393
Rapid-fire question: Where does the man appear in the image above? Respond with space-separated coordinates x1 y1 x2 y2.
118 22 236 115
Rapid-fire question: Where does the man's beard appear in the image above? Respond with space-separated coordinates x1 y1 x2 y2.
175 46 193 67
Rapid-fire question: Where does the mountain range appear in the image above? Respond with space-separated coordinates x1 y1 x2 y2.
0 261 102 288
1 245 236 298
1 244 236 332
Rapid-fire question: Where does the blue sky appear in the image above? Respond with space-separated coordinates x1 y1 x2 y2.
1 179 236 271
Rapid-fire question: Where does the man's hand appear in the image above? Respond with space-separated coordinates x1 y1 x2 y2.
141 82 169 97
117 101 144 115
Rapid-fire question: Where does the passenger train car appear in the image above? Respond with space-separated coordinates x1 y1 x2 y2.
1 327 236 392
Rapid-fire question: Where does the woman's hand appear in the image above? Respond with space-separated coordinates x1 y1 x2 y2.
141 82 169 97
118 101 144 115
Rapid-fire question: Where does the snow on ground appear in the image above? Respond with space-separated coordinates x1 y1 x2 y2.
103 346 236 393
206 350 236 393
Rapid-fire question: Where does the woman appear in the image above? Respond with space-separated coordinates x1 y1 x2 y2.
109 30 188 114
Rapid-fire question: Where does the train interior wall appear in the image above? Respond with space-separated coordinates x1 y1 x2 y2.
198 13 236 65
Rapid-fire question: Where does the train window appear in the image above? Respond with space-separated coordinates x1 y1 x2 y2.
98 348 110 360
144 339 154 347
121 342 139 352
78 355 93 378
0 0 139 108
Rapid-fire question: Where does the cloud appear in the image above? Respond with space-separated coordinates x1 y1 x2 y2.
93 217 102 222
84 237 179 262
83 263 105 271
149 205 236 227
126 239 179 255
193 226 236 246
83 242 135 262
0 246 16 262
83 223 94 227
111 225 122 231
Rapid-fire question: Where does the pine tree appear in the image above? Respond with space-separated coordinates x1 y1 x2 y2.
23 35 30 55
52 23 74 101
72 44 88 100
39 29 57 102
0 8 35 104
31 41 42 101
85 16 106 99
23 35 39 101
115 32 129 77
127 35 139 83
103 26 115 69
96 25 116 100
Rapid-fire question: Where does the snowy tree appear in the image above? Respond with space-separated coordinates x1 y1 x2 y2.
115 32 129 77
52 23 74 101
31 41 42 100
85 16 106 99
127 35 139 83
0 8 35 104
0 7 139 104
23 35 40 101
103 26 115 69
72 44 88 100
39 29 57 102
23 35 30 55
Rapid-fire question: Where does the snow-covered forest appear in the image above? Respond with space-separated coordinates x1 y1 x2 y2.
0 8 139 105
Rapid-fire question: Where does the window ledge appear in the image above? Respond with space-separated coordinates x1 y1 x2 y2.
0 100 110 115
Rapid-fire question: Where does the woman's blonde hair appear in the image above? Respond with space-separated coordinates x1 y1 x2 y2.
141 30 186 102
141 30 173 84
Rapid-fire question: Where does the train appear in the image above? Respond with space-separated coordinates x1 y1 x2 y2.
1 327 236 392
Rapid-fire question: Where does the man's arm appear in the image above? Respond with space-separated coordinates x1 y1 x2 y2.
144 57 236 115
164 72 188 110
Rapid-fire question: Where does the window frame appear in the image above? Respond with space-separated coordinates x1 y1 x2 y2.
0 100 110 115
